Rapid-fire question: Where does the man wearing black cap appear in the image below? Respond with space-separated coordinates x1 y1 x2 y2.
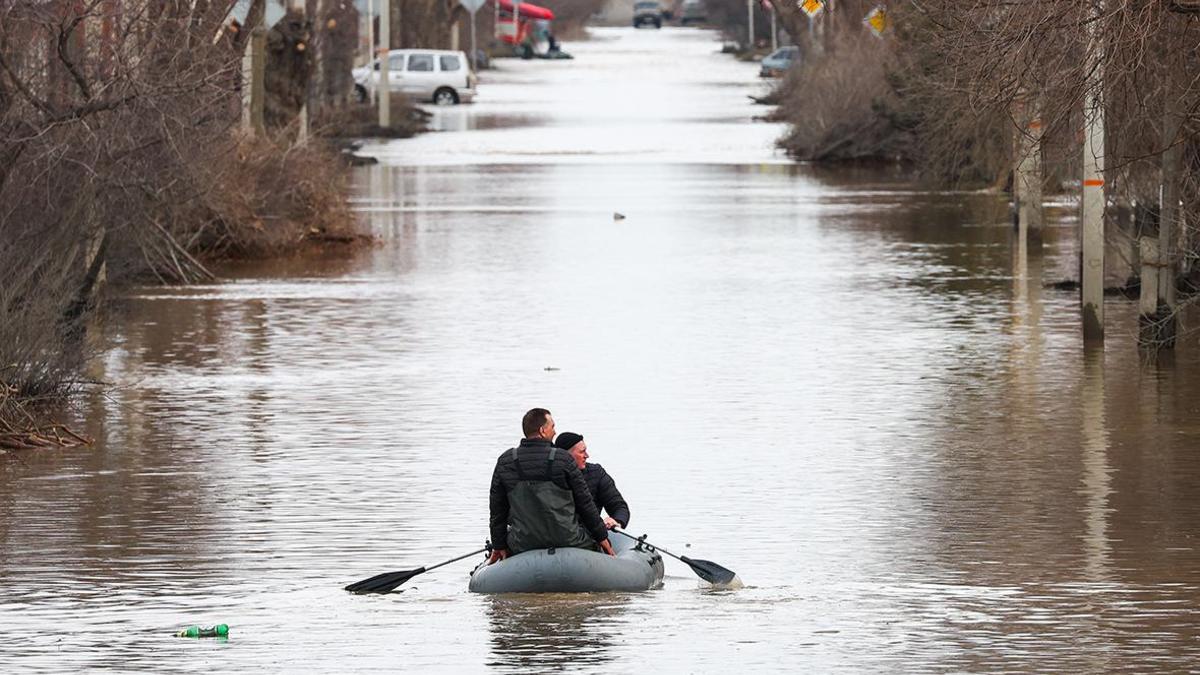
554 432 630 531
487 408 615 565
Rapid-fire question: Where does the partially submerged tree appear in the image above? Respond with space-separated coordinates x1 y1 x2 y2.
0 0 356 435
771 1 1200 345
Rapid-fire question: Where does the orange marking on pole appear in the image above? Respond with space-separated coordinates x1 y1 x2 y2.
1083 179 1105 187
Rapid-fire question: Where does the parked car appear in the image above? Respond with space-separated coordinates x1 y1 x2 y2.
759 46 799 78
633 1 663 28
679 0 706 25
352 49 477 105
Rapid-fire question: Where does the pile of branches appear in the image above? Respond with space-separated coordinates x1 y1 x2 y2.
0 384 91 452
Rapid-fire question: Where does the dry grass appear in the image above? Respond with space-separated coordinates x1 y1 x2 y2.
772 32 911 164
198 135 362 259
313 93 431 140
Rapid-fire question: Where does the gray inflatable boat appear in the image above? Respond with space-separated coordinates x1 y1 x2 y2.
468 533 665 593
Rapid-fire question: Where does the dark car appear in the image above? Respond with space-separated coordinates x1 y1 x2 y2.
633 1 663 28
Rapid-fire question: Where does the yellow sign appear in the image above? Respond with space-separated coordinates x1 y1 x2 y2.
864 6 888 36
799 0 824 18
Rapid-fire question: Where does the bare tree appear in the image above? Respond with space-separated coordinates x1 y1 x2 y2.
0 0 354 437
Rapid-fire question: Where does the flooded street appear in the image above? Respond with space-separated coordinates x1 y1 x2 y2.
5 26 1200 672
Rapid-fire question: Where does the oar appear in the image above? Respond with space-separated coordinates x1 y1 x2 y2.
612 530 737 585
345 547 489 594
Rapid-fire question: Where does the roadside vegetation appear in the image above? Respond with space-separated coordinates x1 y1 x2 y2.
755 1 1200 346
701 0 775 51
0 1 398 448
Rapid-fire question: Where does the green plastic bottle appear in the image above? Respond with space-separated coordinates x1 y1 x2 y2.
175 624 229 638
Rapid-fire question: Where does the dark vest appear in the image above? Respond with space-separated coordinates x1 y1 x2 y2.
506 446 594 554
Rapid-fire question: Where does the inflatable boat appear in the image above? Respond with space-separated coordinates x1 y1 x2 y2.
468 533 665 593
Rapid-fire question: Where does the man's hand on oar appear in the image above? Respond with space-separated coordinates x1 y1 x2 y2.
345 547 490 594
611 529 737 585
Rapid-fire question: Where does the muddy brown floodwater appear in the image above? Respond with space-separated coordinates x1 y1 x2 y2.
4 27 1200 673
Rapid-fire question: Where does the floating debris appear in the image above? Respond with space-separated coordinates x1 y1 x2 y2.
175 624 229 638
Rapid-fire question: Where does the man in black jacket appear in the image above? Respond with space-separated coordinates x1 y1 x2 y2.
487 408 615 564
554 431 630 530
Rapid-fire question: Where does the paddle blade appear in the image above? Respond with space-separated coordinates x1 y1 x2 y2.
680 556 737 585
344 567 424 594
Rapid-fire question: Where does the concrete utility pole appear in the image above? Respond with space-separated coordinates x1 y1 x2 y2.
243 28 267 135
747 0 754 51
1014 97 1043 234
1141 69 1183 349
379 0 391 128
1080 0 1106 343
293 0 309 143
470 9 478 70
770 4 777 53
1160 99 1183 330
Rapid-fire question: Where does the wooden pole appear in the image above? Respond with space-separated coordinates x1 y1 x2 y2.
1080 0 1105 343
379 0 391 128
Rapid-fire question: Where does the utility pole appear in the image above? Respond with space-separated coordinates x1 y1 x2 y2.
747 0 754 52
244 28 266 135
1014 96 1044 235
379 0 391 127
1159 95 1182 344
295 0 309 143
1080 0 1105 343
368 0 377 102
770 4 777 53
1141 55 1183 349
470 9 478 70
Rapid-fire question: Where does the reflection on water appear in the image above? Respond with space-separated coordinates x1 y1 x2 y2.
485 594 632 671
1080 349 1112 583
5 24 1200 674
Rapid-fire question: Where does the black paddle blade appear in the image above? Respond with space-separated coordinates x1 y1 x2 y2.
344 567 423 594
680 556 737 585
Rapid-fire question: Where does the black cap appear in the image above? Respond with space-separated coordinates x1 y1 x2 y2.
554 432 584 451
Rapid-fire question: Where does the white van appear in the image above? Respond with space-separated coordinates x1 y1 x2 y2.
352 50 477 105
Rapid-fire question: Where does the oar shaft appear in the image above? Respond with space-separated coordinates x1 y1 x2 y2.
423 547 489 573
612 529 683 562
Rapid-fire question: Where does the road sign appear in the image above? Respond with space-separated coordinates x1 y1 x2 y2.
460 0 487 12
799 0 823 18
864 6 888 36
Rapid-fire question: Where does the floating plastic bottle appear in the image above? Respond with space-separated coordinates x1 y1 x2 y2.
175 624 229 638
